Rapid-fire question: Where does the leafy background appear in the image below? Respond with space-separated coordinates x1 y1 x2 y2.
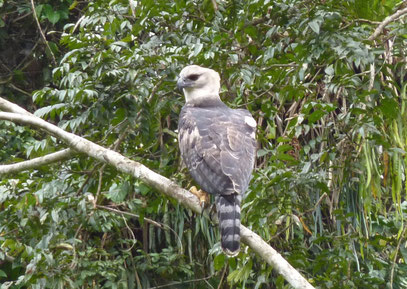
1 0 407 288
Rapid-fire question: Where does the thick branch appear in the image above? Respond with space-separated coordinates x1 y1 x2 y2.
368 7 407 41
0 148 75 174
0 97 32 115
0 100 314 289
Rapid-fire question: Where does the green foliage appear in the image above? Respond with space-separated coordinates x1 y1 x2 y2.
0 0 74 108
1 0 407 288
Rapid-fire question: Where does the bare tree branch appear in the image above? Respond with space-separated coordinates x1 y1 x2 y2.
0 98 315 289
0 97 76 173
0 97 32 115
368 7 407 41
0 148 75 174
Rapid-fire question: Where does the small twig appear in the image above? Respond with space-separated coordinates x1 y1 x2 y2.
308 67 322 86
15 38 41 71
217 265 228 289
368 7 407 41
121 214 137 251
1 61 12 73
204 279 215 289
8 83 32 96
30 0 56 65
149 274 215 289
269 222 292 240
75 165 100 195
355 19 381 25
96 205 162 229
340 18 381 31
96 204 184 253
300 193 328 216
91 164 106 206
0 76 12 85
262 63 299 70
211 0 218 11
147 78 164 103
70 223 83 269
12 11 34 23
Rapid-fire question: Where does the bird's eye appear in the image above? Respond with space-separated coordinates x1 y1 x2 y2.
188 74 200 81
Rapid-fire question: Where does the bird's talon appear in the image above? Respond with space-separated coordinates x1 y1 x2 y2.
189 186 209 209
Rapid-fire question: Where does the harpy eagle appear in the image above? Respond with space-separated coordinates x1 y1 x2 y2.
177 65 257 256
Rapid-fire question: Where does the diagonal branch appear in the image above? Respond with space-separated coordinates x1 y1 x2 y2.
368 7 407 41
0 98 314 289
0 110 202 211
0 97 33 115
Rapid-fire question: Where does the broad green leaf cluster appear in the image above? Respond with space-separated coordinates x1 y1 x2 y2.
1 0 407 288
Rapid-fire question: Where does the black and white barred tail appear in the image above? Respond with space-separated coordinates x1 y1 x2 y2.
215 194 242 257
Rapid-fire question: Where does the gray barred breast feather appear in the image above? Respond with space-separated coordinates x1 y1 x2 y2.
177 65 256 256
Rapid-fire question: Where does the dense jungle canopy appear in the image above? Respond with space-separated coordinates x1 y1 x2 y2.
1 0 407 288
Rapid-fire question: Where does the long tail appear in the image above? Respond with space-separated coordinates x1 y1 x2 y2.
215 193 241 257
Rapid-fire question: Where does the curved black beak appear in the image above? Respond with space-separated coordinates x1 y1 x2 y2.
177 77 185 91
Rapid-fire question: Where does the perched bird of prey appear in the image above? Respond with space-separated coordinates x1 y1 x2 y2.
177 65 257 256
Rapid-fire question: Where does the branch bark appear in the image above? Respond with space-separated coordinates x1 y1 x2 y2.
0 97 33 115
0 97 76 173
0 148 75 174
368 7 407 41
0 97 315 289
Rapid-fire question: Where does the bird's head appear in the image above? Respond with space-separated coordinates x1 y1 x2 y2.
177 65 221 105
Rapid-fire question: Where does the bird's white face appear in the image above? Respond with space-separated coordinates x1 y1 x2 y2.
177 65 221 104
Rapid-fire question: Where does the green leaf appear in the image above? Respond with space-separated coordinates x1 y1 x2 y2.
379 98 398 120
213 254 225 270
228 260 253 283
308 20 320 34
325 65 334 76
112 107 126 125
257 149 269 157
308 110 326 124
107 182 131 203
192 43 203 57
43 4 60 24
277 144 293 153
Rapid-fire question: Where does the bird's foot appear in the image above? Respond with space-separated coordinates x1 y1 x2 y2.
189 186 209 210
